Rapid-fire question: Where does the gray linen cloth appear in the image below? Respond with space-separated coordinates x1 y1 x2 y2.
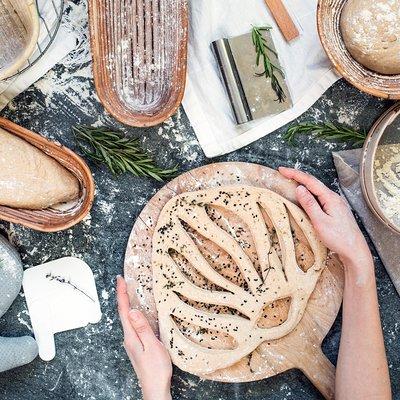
333 148 400 295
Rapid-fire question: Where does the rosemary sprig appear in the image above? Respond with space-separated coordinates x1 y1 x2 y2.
251 26 286 103
284 122 367 146
73 125 179 182
46 272 95 303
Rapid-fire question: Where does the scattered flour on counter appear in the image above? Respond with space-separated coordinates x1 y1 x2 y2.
97 200 114 223
101 289 109 301
155 109 201 162
82 213 92 227
336 105 359 127
17 310 33 331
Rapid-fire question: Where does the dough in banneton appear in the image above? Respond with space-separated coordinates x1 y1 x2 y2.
340 0 400 75
0 128 80 209
152 186 327 376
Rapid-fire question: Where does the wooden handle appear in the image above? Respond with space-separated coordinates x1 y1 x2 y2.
264 0 299 42
298 349 335 400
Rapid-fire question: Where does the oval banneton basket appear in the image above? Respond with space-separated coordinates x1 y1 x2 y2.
0 0 40 80
88 0 188 127
0 118 94 232
124 162 344 400
317 0 400 99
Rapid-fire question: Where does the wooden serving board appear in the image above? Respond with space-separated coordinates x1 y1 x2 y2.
124 162 344 399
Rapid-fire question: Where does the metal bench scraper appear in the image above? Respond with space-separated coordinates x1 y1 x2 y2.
212 30 292 125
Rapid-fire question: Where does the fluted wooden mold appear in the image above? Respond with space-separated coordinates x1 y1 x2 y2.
0 0 39 80
88 0 188 127
0 118 94 232
317 0 400 99
124 162 344 400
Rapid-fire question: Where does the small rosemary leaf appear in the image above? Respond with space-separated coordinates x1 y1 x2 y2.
82 150 103 163
272 63 284 75
325 122 337 130
98 146 110 161
133 163 145 174
114 157 128 174
318 133 349 140
107 157 118 175
264 43 278 57
137 157 155 164
256 51 261 66
124 161 140 177
147 170 164 182
263 58 272 77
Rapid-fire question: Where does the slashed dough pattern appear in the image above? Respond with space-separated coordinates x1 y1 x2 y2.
152 186 327 375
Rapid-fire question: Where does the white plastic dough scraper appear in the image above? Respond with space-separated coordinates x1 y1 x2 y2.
23 257 102 361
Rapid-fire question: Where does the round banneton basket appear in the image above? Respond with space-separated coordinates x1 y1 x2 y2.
0 0 64 81
317 0 400 99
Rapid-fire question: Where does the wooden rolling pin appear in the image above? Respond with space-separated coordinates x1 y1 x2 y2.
264 0 299 42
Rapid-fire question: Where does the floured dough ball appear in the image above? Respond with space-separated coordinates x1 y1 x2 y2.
340 0 400 75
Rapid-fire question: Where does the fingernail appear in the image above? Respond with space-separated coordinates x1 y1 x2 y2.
129 309 140 321
297 185 307 194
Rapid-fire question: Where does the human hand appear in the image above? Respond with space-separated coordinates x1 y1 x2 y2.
279 167 374 278
117 276 172 400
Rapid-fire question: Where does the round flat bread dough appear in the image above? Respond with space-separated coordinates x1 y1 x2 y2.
340 0 400 75
152 186 327 376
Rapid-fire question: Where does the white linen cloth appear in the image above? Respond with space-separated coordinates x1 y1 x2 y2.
183 0 340 157
0 0 77 111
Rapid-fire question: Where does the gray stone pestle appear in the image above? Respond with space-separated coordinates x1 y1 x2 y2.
0 235 38 372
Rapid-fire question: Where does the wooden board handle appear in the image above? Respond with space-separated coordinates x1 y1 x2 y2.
264 0 299 42
299 349 335 400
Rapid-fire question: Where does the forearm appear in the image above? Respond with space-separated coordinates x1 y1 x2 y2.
141 376 172 400
335 255 391 400
142 387 172 400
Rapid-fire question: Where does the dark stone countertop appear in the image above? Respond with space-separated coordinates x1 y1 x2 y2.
0 7 399 400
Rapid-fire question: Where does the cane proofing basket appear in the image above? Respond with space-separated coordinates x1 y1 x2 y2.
0 118 95 232
88 0 188 127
